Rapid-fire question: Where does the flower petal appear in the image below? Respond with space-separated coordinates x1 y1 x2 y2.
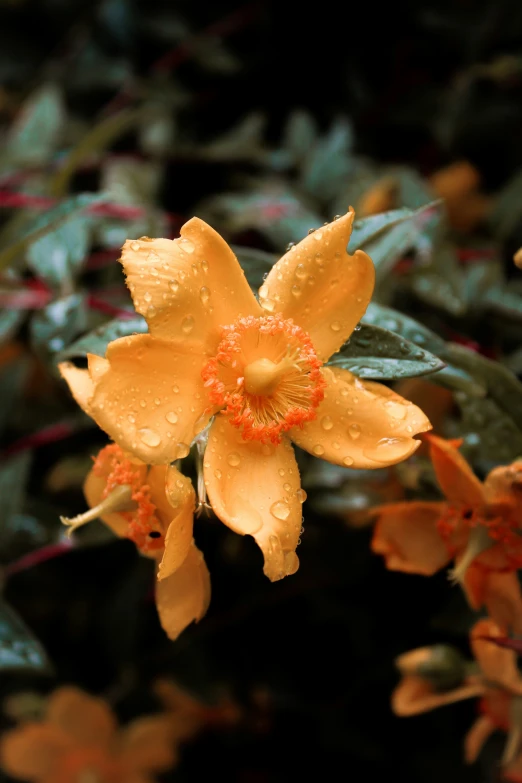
46 687 117 747
88 334 209 464
371 501 450 575
290 367 431 469
391 675 483 716
204 417 302 581
426 434 486 506
463 567 522 635
83 466 130 537
148 466 195 581
470 619 522 694
464 715 496 763
120 220 261 350
1 724 73 781
484 461 522 515
155 542 210 640
260 210 375 361
118 715 178 773
58 362 94 413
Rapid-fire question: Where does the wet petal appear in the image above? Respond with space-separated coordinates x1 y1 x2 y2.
58 362 94 414
484 461 522 516
118 715 178 773
1 724 72 780
88 334 209 464
464 715 496 763
47 686 116 747
392 675 483 716
83 466 131 537
290 367 431 469
204 417 302 581
426 434 486 506
155 542 210 640
120 220 261 350
148 465 195 580
261 210 375 361
464 567 522 635
371 501 450 575
471 619 522 693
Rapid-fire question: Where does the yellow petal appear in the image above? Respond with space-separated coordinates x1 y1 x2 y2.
260 210 375 361
1 724 73 780
58 362 94 414
391 675 483 716
464 715 496 763
120 220 261 351
155 542 210 640
83 466 131 537
47 686 116 746
470 619 522 694
371 501 450 575
148 465 195 581
204 417 302 581
88 333 209 464
290 367 431 468
427 434 486 506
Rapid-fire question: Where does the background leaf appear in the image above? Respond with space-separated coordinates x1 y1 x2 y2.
57 315 147 362
0 600 52 674
30 293 89 354
27 213 92 288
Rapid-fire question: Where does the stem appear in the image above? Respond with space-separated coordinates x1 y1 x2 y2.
448 524 493 586
60 484 136 536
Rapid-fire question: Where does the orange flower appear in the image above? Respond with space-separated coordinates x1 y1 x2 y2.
372 434 522 631
60 444 210 640
393 620 522 767
1 686 177 783
59 210 430 581
154 679 240 742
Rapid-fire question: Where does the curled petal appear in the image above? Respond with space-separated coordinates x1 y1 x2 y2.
1 724 73 781
464 567 522 635
426 434 486 506
47 686 116 747
118 715 178 773
120 220 261 350
87 334 209 464
149 466 195 580
204 417 302 581
484 461 522 516
392 675 483 717
261 210 375 361
290 367 431 469
470 619 522 694
58 362 94 415
464 715 496 764
371 501 450 575
83 467 131 537
155 542 210 640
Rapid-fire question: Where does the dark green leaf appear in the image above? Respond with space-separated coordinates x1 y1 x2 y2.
0 453 31 531
0 600 52 673
30 293 89 354
348 202 440 255
27 213 92 288
57 315 147 362
0 357 31 435
2 84 64 168
410 244 467 316
454 393 522 470
232 245 277 292
0 308 25 343
327 324 445 380
489 168 522 239
282 110 318 165
361 302 447 354
300 118 353 202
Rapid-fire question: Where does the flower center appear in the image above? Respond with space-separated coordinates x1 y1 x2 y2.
202 314 325 444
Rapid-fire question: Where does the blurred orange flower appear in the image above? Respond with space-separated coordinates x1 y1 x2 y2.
372 434 522 631
59 210 430 581
155 679 240 741
393 619 522 767
1 686 177 783
61 444 209 640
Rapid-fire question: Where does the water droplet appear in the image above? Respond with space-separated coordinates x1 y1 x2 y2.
140 399 147 408
308 227 316 234
313 230 323 241
144 292 152 303
169 279 179 293
182 315 195 334
127 414 135 423
154 397 161 405
147 305 156 317
259 283 269 299
296 488 307 503
348 423 361 439
138 428 161 447
227 452 241 467
312 444 325 456
130 241 140 251
307 275 316 286
270 500 290 521
199 286 210 304
291 284 301 297
283 482 292 491
340 388 349 397
321 415 333 430
295 263 307 279
384 400 408 420
172 384 180 393
179 238 195 253
214 469 222 479
278 468 285 477
260 298 276 313
286 242 296 251
343 456 354 466
333 214 341 221
330 321 342 332
201 260 209 272
166 411 178 424
175 442 190 459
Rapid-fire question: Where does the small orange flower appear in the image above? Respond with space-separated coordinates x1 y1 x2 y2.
154 679 240 742
1 686 177 783
393 619 522 767
372 434 522 631
60 444 209 640
59 210 430 581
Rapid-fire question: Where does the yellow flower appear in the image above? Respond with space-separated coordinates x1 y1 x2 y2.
59 209 430 581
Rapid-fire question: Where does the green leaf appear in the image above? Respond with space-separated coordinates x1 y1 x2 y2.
57 315 147 362
0 308 25 344
454 393 522 470
410 244 467 316
0 193 102 273
0 453 31 532
327 324 445 380
348 202 440 255
0 357 31 435
0 600 52 674
232 245 277 292
300 118 353 202
361 302 447 355
282 110 318 165
489 168 522 239
2 84 64 168
27 213 92 288
30 293 89 354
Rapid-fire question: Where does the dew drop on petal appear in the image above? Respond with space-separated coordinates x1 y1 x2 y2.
144 292 152 303
313 231 323 241
312 444 325 456
175 442 190 458
154 397 161 405
296 488 307 503
200 286 211 305
295 263 307 279
343 456 354 466
260 298 276 313
283 482 292 491
270 501 291 521
227 452 241 467
127 414 135 423
138 428 161 447
214 469 222 479
130 241 140 251
172 384 180 393
182 315 195 334
180 238 195 254
201 260 209 272
362 437 411 464
291 284 301 297
348 423 361 440
278 468 285 477
140 399 147 408
259 284 269 299
321 415 333 431
166 411 178 424
330 321 342 332
169 279 180 293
